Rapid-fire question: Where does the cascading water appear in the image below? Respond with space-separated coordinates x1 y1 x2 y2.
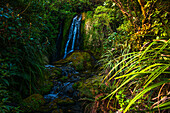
44 65 80 102
43 15 84 113
63 15 82 59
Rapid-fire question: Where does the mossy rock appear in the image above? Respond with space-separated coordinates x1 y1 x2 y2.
54 51 95 71
53 67 62 75
21 94 45 112
52 109 63 113
74 75 104 98
38 101 58 112
59 76 68 82
39 80 53 95
52 97 75 105
50 67 62 79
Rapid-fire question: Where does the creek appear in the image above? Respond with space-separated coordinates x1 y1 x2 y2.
43 64 84 113
39 15 95 113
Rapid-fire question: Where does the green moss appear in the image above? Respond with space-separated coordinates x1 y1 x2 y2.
86 11 93 19
52 109 63 113
21 94 45 112
54 51 94 72
49 67 63 79
38 101 58 112
53 68 62 75
52 97 75 105
81 11 104 59
39 81 53 95
76 76 105 98
60 76 68 82
80 17 85 49
72 82 80 89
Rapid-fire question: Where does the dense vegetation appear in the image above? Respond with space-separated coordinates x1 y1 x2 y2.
0 0 169 112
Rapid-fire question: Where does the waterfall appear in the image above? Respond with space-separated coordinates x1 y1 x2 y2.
63 15 82 59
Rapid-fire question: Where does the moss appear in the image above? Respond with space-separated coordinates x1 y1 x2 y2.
86 11 94 19
76 75 104 98
52 97 75 105
54 51 94 71
38 101 58 112
39 80 53 95
21 94 45 112
59 76 68 82
53 68 62 75
72 82 80 89
52 109 63 113
80 12 86 50
50 67 62 79
81 11 103 59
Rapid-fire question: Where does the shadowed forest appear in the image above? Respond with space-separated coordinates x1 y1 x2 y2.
0 0 169 113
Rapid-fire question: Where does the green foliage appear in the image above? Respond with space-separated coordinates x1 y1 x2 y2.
113 0 170 50
102 39 170 112
0 84 11 113
0 0 169 112
79 78 118 113
0 82 21 112
93 1 123 35
0 2 48 103
83 1 123 57
93 0 123 31
21 94 45 112
99 32 131 75
115 89 130 111
97 0 170 112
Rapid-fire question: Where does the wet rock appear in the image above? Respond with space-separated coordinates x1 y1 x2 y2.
63 82 74 96
53 51 95 72
52 109 63 113
21 94 45 112
38 101 58 112
59 76 69 82
50 67 62 79
39 80 53 95
44 94 59 102
75 75 104 98
53 67 63 75
55 65 79 80
45 65 55 68
52 97 75 105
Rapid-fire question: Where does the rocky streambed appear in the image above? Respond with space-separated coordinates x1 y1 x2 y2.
21 51 104 113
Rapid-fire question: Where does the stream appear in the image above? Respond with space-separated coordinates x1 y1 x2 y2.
42 63 96 113
38 15 92 113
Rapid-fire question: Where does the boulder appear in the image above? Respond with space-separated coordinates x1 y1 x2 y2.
21 94 45 112
50 67 62 79
52 109 63 113
54 51 95 72
52 97 75 105
38 100 58 112
74 75 104 98
39 80 53 95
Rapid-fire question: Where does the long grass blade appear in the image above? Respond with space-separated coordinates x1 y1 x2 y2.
124 80 170 113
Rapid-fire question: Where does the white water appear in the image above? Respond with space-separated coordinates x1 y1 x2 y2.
63 15 82 59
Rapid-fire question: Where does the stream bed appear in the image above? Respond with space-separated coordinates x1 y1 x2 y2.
41 64 96 113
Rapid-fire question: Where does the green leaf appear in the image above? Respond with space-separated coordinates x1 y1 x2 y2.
124 80 170 113
2 79 9 86
153 101 170 109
